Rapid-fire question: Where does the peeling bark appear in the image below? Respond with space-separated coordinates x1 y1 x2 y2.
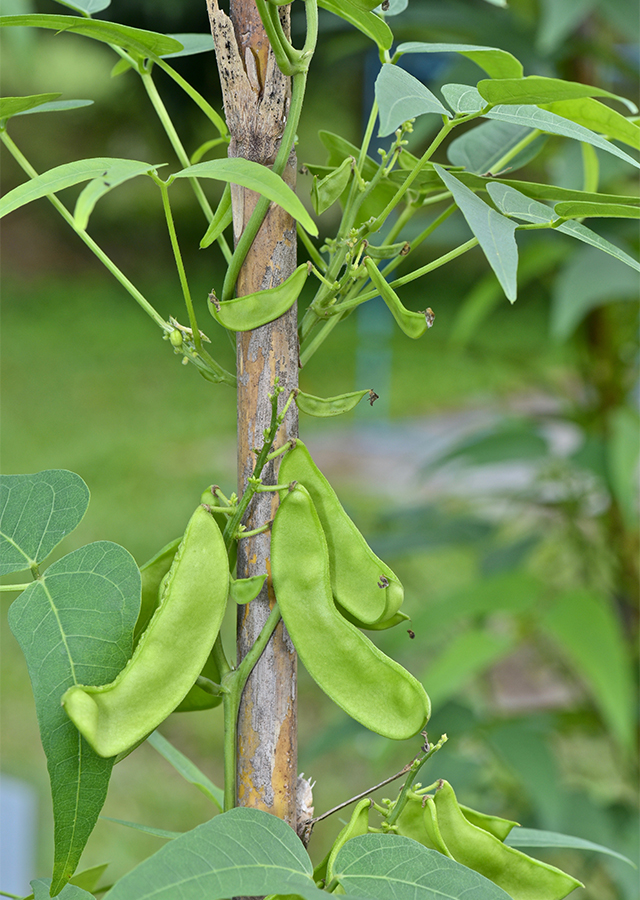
207 0 299 831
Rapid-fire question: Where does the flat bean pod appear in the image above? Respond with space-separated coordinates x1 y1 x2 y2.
336 602 410 631
295 388 376 418
311 156 353 215
135 537 181 644
433 780 583 900
364 240 411 260
458 803 519 841
364 256 431 339
394 790 451 856
62 505 229 757
326 798 371 883
271 483 430 740
208 263 309 331
278 440 403 625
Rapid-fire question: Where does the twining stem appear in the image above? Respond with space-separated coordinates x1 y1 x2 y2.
0 131 168 331
384 733 448 827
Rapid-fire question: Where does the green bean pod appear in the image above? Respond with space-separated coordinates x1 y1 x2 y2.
364 240 411 260
135 537 181 644
271 483 430 740
394 790 452 856
200 182 232 249
294 388 377 418
173 649 223 712
364 256 431 339
433 780 583 900
337 602 410 631
458 803 519 841
326 798 371 883
62 505 229 757
278 439 403 625
229 573 267 605
311 156 353 215
208 263 309 331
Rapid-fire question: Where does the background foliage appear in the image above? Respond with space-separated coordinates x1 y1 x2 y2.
1 1 638 898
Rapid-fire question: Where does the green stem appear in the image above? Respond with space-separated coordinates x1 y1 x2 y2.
490 128 542 174
236 523 272 538
153 56 229 140
371 204 457 283
384 734 448 827
221 68 310 301
297 222 326 271
0 131 168 332
299 310 343 367
154 176 203 353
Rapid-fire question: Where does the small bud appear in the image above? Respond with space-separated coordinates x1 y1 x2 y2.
169 329 183 348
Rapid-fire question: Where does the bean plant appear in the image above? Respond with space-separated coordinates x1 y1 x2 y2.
1 0 638 898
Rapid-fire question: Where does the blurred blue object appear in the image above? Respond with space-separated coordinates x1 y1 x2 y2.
0 774 37 895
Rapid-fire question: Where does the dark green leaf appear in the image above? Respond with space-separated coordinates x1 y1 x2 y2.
8 542 140 895
74 160 162 229
375 64 451 137
102 808 327 900
0 158 158 219
505 828 637 867
334 833 513 898
477 76 637 113
0 470 89 575
396 42 523 79
317 0 393 50
162 33 215 59
540 97 640 150
434 165 519 302
0 93 62 120
554 201 640 219
0 15 182 58
173 158 318 235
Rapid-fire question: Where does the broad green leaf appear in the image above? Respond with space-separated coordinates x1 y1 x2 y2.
486 183 640 273
31 879 95 900
606 406 640 529
458 170 640 206
162 33 215 59
422 630 515 708
505 828 637 867
317 0 393 50
396 42 523 79
540 98 640 150
541 589 635 752
334 834 512 898
103 808 327 900
554 201 640 219
477 76 638 114
447 119 546 175
52 0 112 13
24 863 111 898
434 164 519 302
441 83 486 114
0 158 157 220
101 817 182 840
8 542 140 895
173 158 318 235
0 15 182 58
0 93 61 120
550 245 639 338
484 103 640 169
375 64 451 137
17 99 94 116
73 160 163 229
0 470 89 575
147 730 224 811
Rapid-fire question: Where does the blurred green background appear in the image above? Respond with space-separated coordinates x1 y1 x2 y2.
1 0 638 897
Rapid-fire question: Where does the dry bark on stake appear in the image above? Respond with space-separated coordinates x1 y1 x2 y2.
207 0 301 831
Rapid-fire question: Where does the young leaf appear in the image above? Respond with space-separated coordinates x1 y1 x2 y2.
0 93 62 120
539 97 640 150
333 833 513 898
477 76 638 114
434 164 519 302
8 541 141 895
52 0 112 14
173 158 318 235
541 589 635 752
74 160 166 230
486 182 640 273
554 201 640 219
396 42 523 79
317 0 393 50
0 158 157 220
375 64 451 138
505 828 637 867
447 120 547 175
0 15 183 58
102 808 326 900
0 470 89 576
17 99 94 116
161 33 215 59
146 730 224 811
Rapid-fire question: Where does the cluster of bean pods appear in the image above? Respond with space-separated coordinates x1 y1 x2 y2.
271 439 430 741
